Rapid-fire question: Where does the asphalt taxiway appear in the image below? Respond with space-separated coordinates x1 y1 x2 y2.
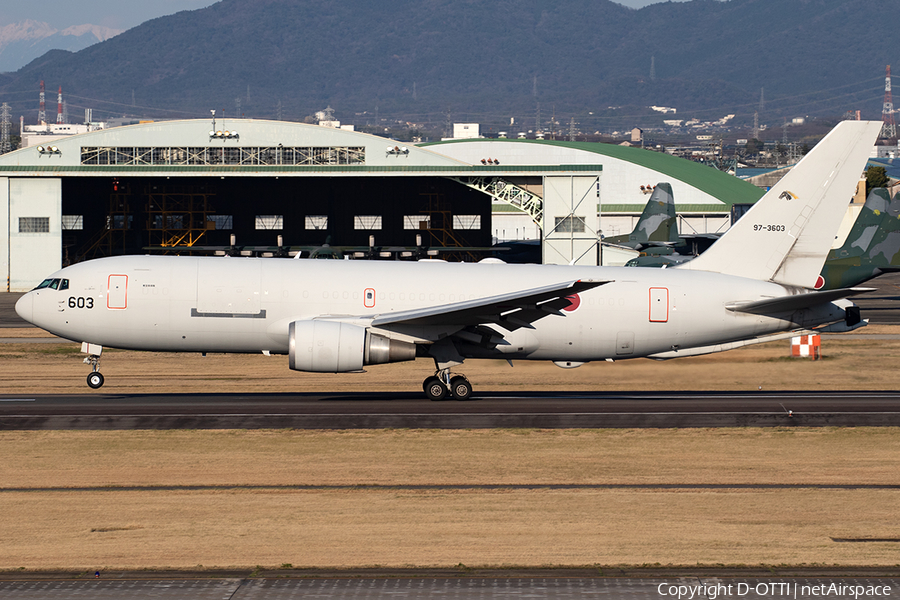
2 390 900 429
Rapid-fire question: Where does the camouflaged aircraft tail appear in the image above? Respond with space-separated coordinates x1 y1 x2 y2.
604 183 677 248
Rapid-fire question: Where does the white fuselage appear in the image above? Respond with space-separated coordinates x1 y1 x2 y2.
16 255 847 362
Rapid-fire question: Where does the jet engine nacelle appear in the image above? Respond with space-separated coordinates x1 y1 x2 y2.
288 320 416 372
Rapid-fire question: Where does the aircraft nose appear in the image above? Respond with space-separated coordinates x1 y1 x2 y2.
15 293 33 324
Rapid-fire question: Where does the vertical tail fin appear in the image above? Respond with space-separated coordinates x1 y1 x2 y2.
832 188 893 259
680 121 882 287
605 182 678 247
818 188 900 289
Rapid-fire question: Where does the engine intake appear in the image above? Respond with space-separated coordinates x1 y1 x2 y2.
289 320 416 372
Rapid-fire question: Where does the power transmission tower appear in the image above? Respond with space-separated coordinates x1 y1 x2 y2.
38 80 46 124
759 87 765 113
276 100 283 121
752 111 759 140
568 117 577 141
0 103 12 154
650 56 656 82
882 65 896 139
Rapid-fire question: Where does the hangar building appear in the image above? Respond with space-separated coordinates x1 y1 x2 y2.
0 119 762 292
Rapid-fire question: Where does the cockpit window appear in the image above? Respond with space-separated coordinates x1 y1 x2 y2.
33 278 63 290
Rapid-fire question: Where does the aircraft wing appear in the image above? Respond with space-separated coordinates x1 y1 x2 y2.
725 287 873 315
370 279 609 331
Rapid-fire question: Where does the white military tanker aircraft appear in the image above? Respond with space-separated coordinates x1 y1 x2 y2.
16 121 882 400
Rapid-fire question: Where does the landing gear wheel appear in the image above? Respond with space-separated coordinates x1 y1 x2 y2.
423 376 448 401
87 372 105 389
449 376 472 400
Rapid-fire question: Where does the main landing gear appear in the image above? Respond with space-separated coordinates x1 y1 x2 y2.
423 370 472 401
84 352 104 389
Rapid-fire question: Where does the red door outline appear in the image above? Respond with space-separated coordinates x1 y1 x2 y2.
649 287 668 322
364 288 376 309
108 274 128 309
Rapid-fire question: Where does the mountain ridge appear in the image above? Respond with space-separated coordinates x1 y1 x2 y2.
0 0 895 130
0 20 122 73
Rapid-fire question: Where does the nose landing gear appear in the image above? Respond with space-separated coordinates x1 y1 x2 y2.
423 370 472 401
82 343 104 389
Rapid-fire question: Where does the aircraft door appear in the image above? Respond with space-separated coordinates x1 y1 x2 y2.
649 287 668 322
107 275 128 309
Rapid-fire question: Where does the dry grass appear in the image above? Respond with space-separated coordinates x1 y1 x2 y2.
2 428 900 569
3 489 899 569
2 428 900 488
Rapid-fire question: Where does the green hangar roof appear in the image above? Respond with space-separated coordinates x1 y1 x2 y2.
424 138 765 211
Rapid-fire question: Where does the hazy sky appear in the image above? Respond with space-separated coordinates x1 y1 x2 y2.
0 0 218 29
2 0 684 30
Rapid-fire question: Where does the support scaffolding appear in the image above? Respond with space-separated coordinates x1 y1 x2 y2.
418 193 477 261
145 184 216 250
447 176 543 227
76 186 134 261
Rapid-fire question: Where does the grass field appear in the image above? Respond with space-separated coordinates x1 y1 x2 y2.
2 428 900 569
1 328 900 570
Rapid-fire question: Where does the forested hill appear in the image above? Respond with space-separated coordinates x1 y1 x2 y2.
1 0 895 127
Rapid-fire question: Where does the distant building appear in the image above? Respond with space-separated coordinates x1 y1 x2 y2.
314 106 354 131
20 122 105 149
630 127 643 143
452 123 481 139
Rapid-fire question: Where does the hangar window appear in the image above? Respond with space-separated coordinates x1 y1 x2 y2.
404 215 431 230
354 216 382 230
452 215 481 230
62 215 83 230
18 217 50 233
305 216 328 230
108 215 133 230
554 216 587 233
208 215 233 230
256 215 284 230
81 146 366 166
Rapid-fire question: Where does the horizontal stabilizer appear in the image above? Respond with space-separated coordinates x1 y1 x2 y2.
725 287 873 315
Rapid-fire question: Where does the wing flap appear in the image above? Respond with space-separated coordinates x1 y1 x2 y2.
371 279 609 330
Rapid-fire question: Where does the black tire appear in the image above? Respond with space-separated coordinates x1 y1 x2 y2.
87 372 105 389
423 376 447 401
449 376 472 400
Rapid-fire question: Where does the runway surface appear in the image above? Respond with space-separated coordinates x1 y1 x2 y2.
2 390 900 429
